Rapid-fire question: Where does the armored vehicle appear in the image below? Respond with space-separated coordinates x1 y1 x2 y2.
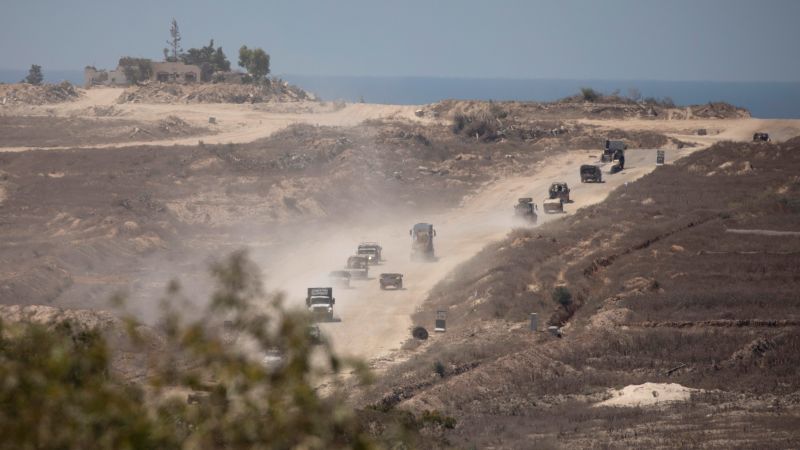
548 182 571 203
753 132 770 142
601 140 627 162
514 197 538 224
357 242 383 264
346 255 369 279
306 287 335 322
410 223 436 261
580 165 602 183
379 273 403 290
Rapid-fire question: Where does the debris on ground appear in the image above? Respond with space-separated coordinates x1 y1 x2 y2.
0 82 81 105
117 79 314 104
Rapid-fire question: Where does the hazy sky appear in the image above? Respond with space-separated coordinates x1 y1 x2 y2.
1 0 799 81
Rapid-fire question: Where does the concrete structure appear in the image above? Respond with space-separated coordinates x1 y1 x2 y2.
151 61 201 83
84 60 201 87
84 66 128 87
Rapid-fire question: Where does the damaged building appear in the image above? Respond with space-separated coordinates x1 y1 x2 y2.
85 60 202 87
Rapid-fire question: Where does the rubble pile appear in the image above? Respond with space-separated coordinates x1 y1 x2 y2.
0 82 81 105
117 79 314 104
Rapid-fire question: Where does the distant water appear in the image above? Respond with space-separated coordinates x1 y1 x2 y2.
2 69 799 119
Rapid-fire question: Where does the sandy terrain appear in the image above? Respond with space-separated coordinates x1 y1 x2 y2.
4 88 800 370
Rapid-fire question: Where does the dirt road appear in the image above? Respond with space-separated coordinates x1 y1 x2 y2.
255 145 703 366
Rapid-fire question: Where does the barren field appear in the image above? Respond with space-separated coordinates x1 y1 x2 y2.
2 85 800 447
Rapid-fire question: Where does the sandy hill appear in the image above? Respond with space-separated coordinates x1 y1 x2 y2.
362 137 800 448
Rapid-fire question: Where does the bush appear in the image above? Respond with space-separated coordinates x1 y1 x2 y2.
0 251 404 448
552 286 572 309
580 87 600 102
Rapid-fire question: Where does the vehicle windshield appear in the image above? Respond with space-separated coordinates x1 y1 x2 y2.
310 297 331 305
358 248 376 254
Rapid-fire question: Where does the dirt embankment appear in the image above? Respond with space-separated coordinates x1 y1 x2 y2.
426 98 750 122
116 79 313 104
0 82 81 105
0 115 208 148
360 138 800 448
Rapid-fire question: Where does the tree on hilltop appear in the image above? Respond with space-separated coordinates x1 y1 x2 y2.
24 65 43 85
163 18 182 62
238 46 270 82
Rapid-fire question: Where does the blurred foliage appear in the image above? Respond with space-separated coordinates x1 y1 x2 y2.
0 251 411 449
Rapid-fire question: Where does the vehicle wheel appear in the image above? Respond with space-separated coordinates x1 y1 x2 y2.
380 285 385 290
412 327 429 340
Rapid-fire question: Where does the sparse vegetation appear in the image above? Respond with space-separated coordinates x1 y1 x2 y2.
580 87 600 102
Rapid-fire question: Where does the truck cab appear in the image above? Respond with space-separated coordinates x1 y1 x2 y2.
306 287 335 321
357 242 382 264
410 223 436 261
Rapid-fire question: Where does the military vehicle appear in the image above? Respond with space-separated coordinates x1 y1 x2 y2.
380 273 403 290
306 287 335 322
580 165 602 183
346 255 369 279
601 140 627 162
543 198 564 214
753 132 770 142
514 197 538 224
410 223 436 261
357 242 383 264
328 270 351 288
548 182 571 203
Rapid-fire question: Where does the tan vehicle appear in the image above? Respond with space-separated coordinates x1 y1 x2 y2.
542 198 564 214
346 255 369 279
379 273 403 290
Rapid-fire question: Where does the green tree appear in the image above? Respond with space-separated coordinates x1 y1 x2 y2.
181 39 231 81
552 286 573 310
238 45 270 82
164 18 182 62
0 251 399 448
119 57 153 85
23 64 43 85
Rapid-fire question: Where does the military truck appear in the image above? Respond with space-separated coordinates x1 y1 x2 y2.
514 197 538 224
357 242 383 264
380 273 403 290
410 223 436 261
753 132 770 142
601 140 627 162
543 198 564 214
306 287 335 322
580 165 602 183
328 270 351 288
346 255 369 279
548 182 570 203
